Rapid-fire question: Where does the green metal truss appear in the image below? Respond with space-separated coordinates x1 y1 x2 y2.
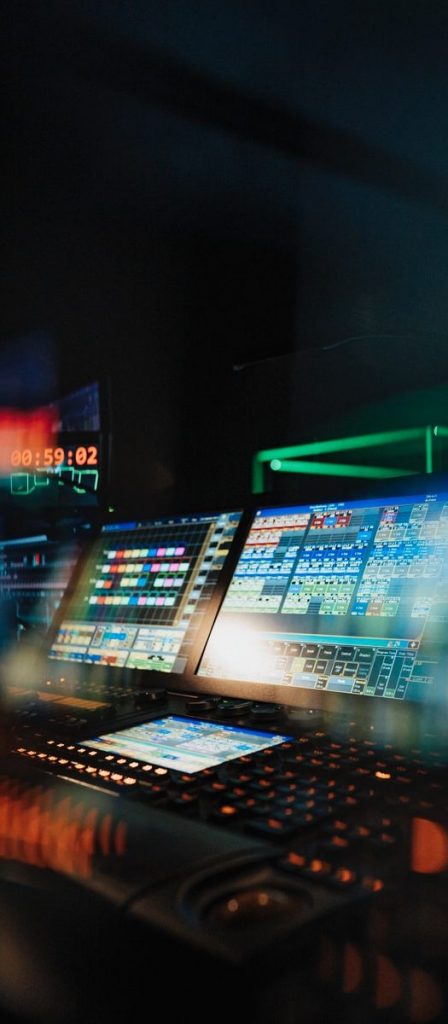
252 425 448 494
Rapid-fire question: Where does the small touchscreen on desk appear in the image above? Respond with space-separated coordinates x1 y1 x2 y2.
85 715 291 774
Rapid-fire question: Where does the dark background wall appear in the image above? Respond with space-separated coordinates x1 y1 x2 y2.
4 0 448 517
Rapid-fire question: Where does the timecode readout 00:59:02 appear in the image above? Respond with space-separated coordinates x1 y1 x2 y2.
10 446 99 468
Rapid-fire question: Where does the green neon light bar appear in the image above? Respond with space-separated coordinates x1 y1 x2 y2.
255 427 427 465
270 459 416 480
252 424 448 493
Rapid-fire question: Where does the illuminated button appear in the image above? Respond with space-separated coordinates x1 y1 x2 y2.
111 773 123 783
362 876 384 893
178 792 197 804
236 797 256 810
141 764 153 772
105 755 115 762
123 777 137 786
116 758 127 765
327 835 349 849
254 764 276 777
349 825 372 839
231 786 248 799
278 851 308 872
278 794 297 807
375 831 398 847
306 859 332 877
245 817 300 839
99 770 111 778
129 761 139 769
328 867 357 888
154 767 168 776
58 758 69 765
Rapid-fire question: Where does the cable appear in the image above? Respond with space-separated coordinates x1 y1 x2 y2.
233 330 447 369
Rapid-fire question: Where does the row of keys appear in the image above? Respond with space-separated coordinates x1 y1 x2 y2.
12 728 448 850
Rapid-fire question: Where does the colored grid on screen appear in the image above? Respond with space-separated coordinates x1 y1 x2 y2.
79 521 212 628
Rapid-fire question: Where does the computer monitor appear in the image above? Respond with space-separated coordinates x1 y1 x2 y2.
196 487 448 713
48 510 242 676
0 534 80 645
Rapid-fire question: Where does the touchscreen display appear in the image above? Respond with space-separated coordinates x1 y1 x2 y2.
85 715 291 774
198 491 448 704
49 510 241 674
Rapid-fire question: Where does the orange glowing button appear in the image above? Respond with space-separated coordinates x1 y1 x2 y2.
362 876 384 893
334 867 356 885
331 835 349 848
309 859 330 874
286 852 306 868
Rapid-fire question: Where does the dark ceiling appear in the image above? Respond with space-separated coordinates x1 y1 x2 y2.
4 0 448 509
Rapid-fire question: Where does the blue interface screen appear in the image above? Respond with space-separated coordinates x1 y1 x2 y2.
48 511 241 675
85 715 291 773
198 491 448 703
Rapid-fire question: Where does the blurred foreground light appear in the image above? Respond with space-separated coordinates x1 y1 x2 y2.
411 817 448 874
0 776 127 877
2 642 48 698
0 407 54 476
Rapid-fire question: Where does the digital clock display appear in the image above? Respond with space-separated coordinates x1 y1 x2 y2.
7 437 101 504
10 446 99 469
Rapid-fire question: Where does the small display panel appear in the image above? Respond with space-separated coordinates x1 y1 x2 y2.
8 435 101 504
85 715 291 774
3 382 105 506
49 511 241 674
198 490 448 704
